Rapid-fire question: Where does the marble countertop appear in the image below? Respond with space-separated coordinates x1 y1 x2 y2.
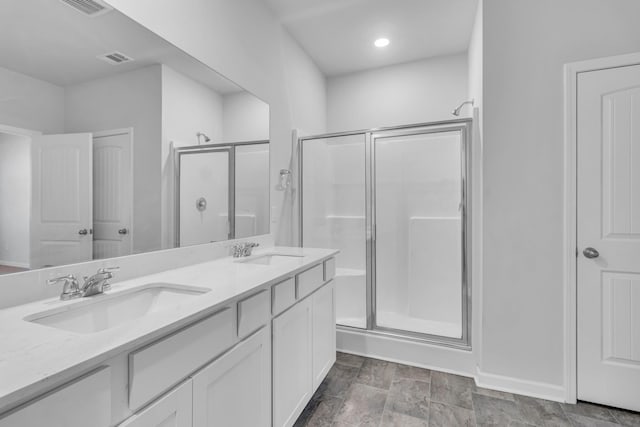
0 246 338 413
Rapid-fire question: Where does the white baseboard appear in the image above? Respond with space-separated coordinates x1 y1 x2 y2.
0 259 29 268
475 368 566 402
337 327 475 377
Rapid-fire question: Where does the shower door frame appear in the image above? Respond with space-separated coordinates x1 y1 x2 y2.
298 119 472 349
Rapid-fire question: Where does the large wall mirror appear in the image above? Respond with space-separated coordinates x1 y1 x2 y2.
0 0 270 274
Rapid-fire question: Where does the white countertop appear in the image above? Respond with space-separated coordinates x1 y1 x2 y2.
0 246 338 413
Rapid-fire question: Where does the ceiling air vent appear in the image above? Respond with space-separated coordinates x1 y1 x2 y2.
59 0 113 17
97 51 135 65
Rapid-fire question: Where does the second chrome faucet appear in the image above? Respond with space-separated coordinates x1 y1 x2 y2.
48 267 119 300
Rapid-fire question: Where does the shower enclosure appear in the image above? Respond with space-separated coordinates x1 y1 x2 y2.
174 140 269 246
300 119 471 347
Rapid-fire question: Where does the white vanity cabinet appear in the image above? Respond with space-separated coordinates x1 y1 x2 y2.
119 379 193 427
273 297 314 427
312 281 336 389
0 367 111 427
272 274 336 427
193 327 271 427
0 255 338 427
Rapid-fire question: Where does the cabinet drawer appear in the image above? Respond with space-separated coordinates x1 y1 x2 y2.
324 258 336 281
0 367 111 427
296 264 324 299
272 278 295 315
129 308 234 410
237 290 270 338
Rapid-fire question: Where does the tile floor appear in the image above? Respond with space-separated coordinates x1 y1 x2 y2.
294 352 640 427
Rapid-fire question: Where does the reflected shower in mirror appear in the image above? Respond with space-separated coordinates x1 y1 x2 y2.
0 0 270 273
175 142 269 247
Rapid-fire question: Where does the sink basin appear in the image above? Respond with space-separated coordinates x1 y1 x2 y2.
239 254 304 266
25 283 210 334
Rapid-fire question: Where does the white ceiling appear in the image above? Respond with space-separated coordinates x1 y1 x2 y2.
264 0 478 76
0 0 242 93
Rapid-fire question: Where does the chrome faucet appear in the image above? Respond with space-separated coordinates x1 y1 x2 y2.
231 242 259 258
81 267 119 297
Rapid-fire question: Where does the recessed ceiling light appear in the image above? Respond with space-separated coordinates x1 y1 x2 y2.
374 38 390 48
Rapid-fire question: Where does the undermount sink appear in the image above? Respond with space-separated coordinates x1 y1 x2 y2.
24 283 210 334
239 254 304 266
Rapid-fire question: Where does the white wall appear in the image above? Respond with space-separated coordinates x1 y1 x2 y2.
481 0 640 392
162 65 225 146
326 54 468 132
222 91 270 142
64 65 163 254
105 0 328 246
0 133 30 267
0 66 64 134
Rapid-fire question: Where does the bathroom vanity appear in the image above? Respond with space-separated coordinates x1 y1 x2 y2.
0 247 337 427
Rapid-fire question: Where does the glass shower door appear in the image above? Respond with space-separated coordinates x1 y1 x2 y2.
177 148 231 246
301 134 368 329
373 127 466 340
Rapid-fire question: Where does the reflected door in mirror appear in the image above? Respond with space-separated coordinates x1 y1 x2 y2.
30 133 93 269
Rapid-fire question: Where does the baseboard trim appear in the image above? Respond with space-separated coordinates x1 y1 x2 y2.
0 259 29 269
337 327 475 378
475 368 566 402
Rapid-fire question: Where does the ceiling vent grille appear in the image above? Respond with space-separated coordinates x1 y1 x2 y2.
98 51 135 65
59 0 113 17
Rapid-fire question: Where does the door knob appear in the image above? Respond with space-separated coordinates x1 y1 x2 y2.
78 228 88 235
583 247 599 259
118 228 128 235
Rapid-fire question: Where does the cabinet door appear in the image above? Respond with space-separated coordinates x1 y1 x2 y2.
119 380 192 427
192 327 270 427
0 367 110 427
273 297 313 427
312 281 336 389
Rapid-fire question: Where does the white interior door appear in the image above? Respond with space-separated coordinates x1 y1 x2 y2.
577 63 640 411
93 130 132 259
30 133 93 269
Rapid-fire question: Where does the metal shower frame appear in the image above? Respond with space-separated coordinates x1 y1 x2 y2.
298 118 472 349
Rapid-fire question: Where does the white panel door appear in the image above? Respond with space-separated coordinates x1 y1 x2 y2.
273 298 313 427
30 133 92 268
577 64 640 411
119 379 192 427
312 281 336 390
192 327 270 427
93 130 132 260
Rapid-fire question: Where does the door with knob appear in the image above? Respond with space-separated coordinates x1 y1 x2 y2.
30 133 93 268
92 129 132 259
577 63 640 411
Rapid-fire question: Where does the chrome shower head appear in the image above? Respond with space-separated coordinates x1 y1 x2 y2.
452 99 475 116
196 132 211 144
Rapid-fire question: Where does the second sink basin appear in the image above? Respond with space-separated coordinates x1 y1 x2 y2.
25 283 210 334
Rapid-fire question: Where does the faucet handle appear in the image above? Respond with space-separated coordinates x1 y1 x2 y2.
47 274 75 286
98 266 119 274
47 275 81 301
